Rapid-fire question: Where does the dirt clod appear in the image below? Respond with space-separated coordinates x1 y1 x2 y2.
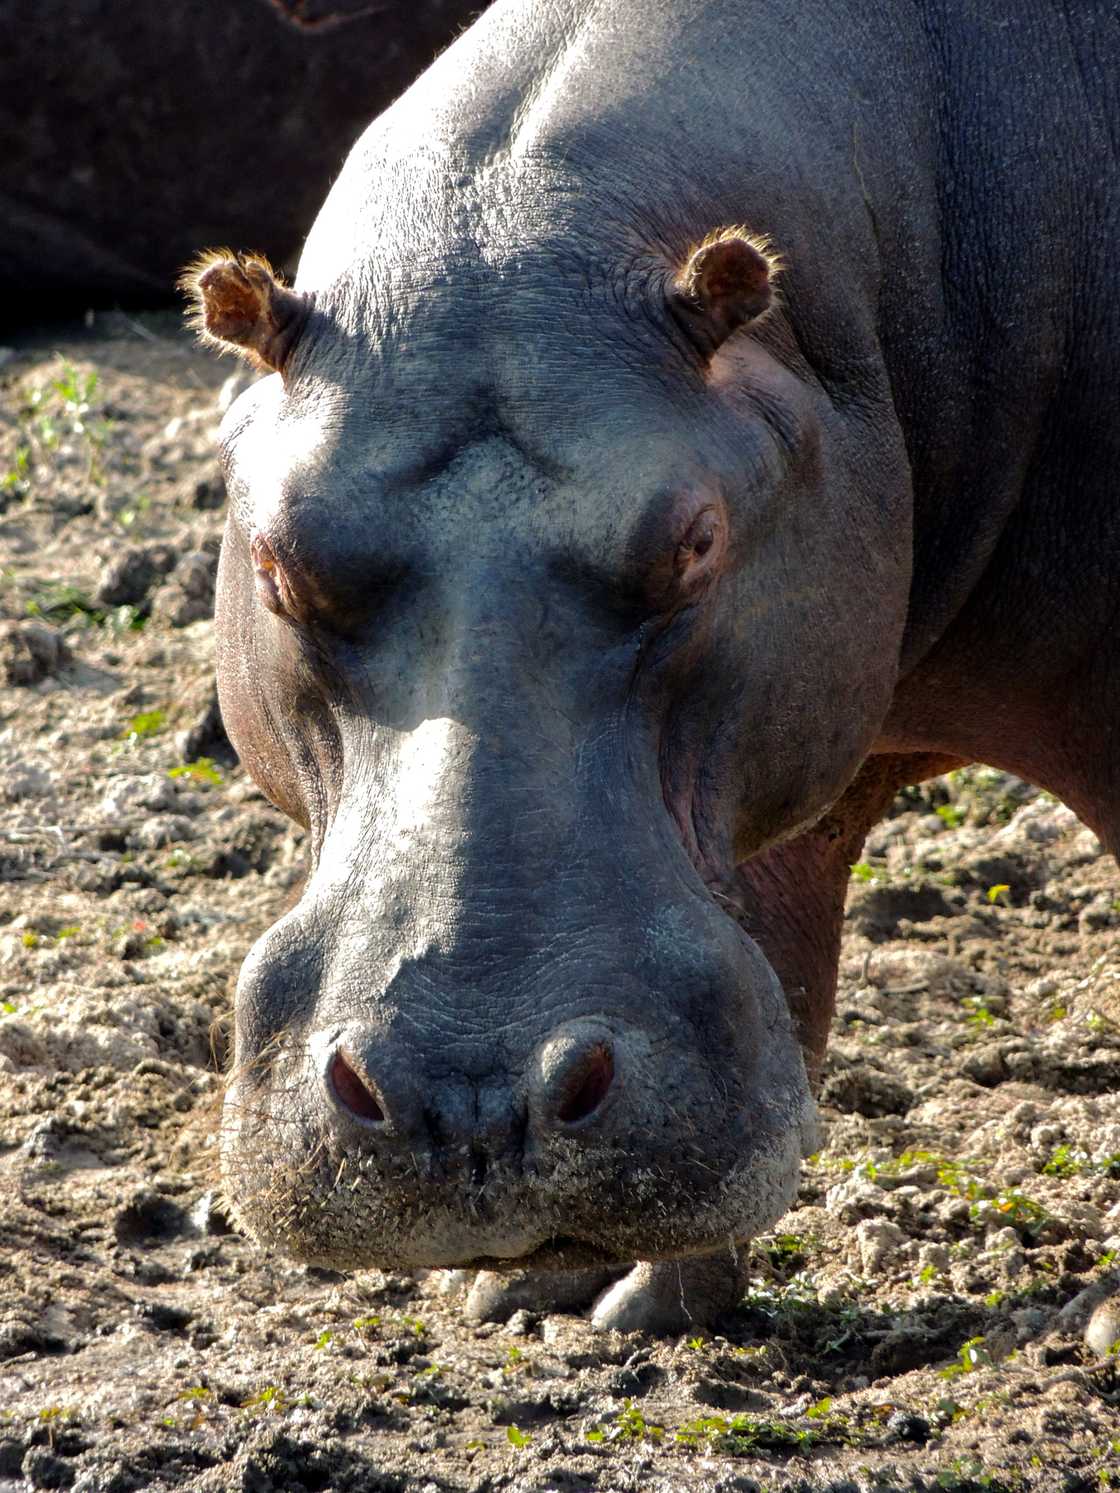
0 618 67 685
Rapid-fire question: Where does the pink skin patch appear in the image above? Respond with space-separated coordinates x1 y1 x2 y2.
329 1049 385 1123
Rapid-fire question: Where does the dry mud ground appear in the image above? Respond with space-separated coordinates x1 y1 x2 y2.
0 316 1117 1493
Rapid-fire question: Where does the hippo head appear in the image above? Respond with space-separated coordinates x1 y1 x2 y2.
185 200 908 1273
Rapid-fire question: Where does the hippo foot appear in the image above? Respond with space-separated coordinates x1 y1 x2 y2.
465 1265 622 1322
465 1252 747 1335
589 1253 747 1335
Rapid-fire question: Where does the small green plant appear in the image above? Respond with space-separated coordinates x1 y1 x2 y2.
20 929 39 950
829 1149 1053 1241
122 708 166 742
313 1329 334 1351
986 883 1011 905
506 1424 532 1449
177 1386 213 1402
168 757 223 786
1043 1145 1120 1180
2 447 30 498
1042 1143 1084 1177
674 1409 845 1455
674 1414 739 1451
23 582 145 634
739 1269 868 1356
971 1189 1050 1235
117 493 151 531
961 995 995 1029
1093 1438 1120 1488
935 1456 1017 1491
108 604 146 632
939 1336 993 1380
19 364 112 486
27 584 88 618
759 1231 812 1274
586 1400 665 1445
241 1385 289 1413
352 1314 381 1333
936 803 966 829
850 861 877 883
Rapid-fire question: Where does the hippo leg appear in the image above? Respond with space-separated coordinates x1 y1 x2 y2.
590 1252 750 1334
733 751 965 1081
465 1256 740 1332
468 753 965 1336
465 1265 623 1322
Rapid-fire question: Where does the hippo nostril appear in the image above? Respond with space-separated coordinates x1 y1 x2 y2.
555 1042 615 1126
329 1050 385 1124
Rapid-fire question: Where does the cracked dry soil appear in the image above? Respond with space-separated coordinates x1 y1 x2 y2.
0 316 1118 1493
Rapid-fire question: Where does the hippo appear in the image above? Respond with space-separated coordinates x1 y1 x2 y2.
0 0 486 312
186 0 1120 1334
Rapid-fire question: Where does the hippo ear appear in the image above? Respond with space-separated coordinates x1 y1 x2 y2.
671 231 777 355
180 251 309 375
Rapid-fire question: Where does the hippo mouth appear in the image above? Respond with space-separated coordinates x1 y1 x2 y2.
222 878 820 1275
221 1052 819 1276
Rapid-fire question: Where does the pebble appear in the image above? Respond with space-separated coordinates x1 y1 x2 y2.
2 762 53 801
189 1190 234 1237
22 1448 74 1490
886 1410 930 1444
1084 1298 1120 1356
131 813 195 849
825 1176 893 1223
150 550 217 627
0 618 67 686
856 1217 908 1274
99 772 179 818
94 544 175 608
540 1318 568 1347
504 1309 538 1336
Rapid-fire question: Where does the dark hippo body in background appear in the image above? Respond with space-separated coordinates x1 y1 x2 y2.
0 0 486 315
193 0 1120 1333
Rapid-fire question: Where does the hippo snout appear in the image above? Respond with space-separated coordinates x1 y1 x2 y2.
317 1019 630 1163
221 929 818 1275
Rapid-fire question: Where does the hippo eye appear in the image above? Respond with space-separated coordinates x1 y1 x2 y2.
673 506 726 589
254 557 284 616
250 534 308 623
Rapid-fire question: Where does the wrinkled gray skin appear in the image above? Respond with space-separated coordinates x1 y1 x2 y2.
214 0 1120 1332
